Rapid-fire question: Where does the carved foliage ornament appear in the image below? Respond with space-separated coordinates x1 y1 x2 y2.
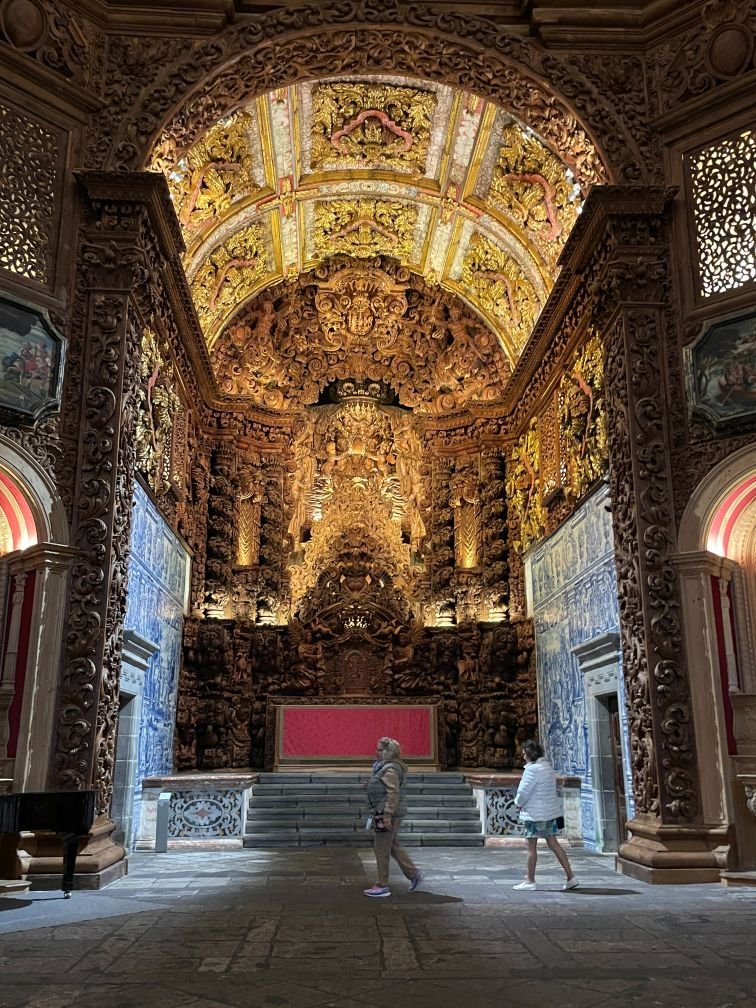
489 124 582 266
461 234 541 355
151 111 258 238
313 200 418 261
310 81 436 173
288 400 422 603
0 0 102 88
135 327 183 496
211 258 511 412
506 418 545 553
100 10 623 188
559 333 608 504
191 223 269 340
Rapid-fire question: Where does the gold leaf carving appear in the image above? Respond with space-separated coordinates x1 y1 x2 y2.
153 112 256 235
211 259 511 412
489 125 580 259
506 419 545 552
286 398 430 605
311 82 436 173
313 200 418 260
191 224 269 339
461 234 540 352
559 333 608 503
135 328 182 495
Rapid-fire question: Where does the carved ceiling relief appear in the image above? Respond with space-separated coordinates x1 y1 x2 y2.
487 124 581 267
190 223 270 340
210 258 512 412
461 235 541 355
309 81 437 173
312 200 419 261
151 111 259 238
147 71 601 361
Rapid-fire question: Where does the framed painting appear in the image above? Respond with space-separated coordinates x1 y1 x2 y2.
687 308 756 431
0 296 64 425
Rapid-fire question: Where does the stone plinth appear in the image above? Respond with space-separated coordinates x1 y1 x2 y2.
138 771 259 849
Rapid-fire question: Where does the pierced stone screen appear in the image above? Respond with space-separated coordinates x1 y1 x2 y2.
0 103 59 285
688 129 756 299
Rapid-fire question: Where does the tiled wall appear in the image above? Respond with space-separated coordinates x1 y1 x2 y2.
527 483 634 848
123 481 190 845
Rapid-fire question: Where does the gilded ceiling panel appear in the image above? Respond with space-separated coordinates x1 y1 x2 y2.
190 220 273 339
151 74 594 372
461 234 542 354
311 199 419 261
307 81 438 174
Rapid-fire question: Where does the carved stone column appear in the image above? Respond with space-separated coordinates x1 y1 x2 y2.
591 190 724 881
44 172 184 886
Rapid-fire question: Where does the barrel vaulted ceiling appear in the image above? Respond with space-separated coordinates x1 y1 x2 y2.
150 75 589 404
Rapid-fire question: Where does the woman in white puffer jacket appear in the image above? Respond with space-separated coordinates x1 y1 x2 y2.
513 739 578 891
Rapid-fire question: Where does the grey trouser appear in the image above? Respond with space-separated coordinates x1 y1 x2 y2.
373 818 417 887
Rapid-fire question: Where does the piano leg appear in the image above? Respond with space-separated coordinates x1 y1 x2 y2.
60 834 78 897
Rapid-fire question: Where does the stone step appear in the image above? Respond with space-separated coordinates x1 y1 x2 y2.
256 773 467 784
242 832 484 848
245 818 481 833
249 795 477 808
245 808 481 824
244 771 484 848
251 783 473 796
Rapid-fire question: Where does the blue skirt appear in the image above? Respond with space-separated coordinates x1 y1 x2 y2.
523 818 559 838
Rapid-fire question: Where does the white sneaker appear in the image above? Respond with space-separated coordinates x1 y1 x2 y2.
513 881 537 890
563 877 580 890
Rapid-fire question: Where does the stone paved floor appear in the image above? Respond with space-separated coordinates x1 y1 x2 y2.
1 845 756 1007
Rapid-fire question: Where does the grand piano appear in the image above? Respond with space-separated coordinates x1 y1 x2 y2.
0 790 97 897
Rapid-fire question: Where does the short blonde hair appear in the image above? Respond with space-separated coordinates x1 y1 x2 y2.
378 737 401 760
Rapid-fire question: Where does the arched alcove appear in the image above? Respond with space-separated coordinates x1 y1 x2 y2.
674 445 756 868
0 436 74 791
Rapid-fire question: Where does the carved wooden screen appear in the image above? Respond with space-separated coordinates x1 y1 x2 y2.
686 127 756 301
0 99 67 296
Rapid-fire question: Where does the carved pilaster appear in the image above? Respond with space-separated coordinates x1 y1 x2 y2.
51 174 182 828
594 199 699 828
580 192 729 880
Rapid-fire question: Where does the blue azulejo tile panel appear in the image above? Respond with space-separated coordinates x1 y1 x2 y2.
168 790 243 838
125 481 190 834
527 483 632 847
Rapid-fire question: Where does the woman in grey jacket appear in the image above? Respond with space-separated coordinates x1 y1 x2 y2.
513 739 579 891
363 737 422 897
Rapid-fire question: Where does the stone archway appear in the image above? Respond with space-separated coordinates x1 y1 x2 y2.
93 3 648 185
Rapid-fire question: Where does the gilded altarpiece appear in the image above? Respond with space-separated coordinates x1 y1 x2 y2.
174 391 534 771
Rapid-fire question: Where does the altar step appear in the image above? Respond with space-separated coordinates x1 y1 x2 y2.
243 772 484 848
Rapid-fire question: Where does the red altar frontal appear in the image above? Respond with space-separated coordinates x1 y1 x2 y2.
267 699 441 769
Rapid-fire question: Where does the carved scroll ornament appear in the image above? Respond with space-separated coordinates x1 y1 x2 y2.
211 257 511 412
